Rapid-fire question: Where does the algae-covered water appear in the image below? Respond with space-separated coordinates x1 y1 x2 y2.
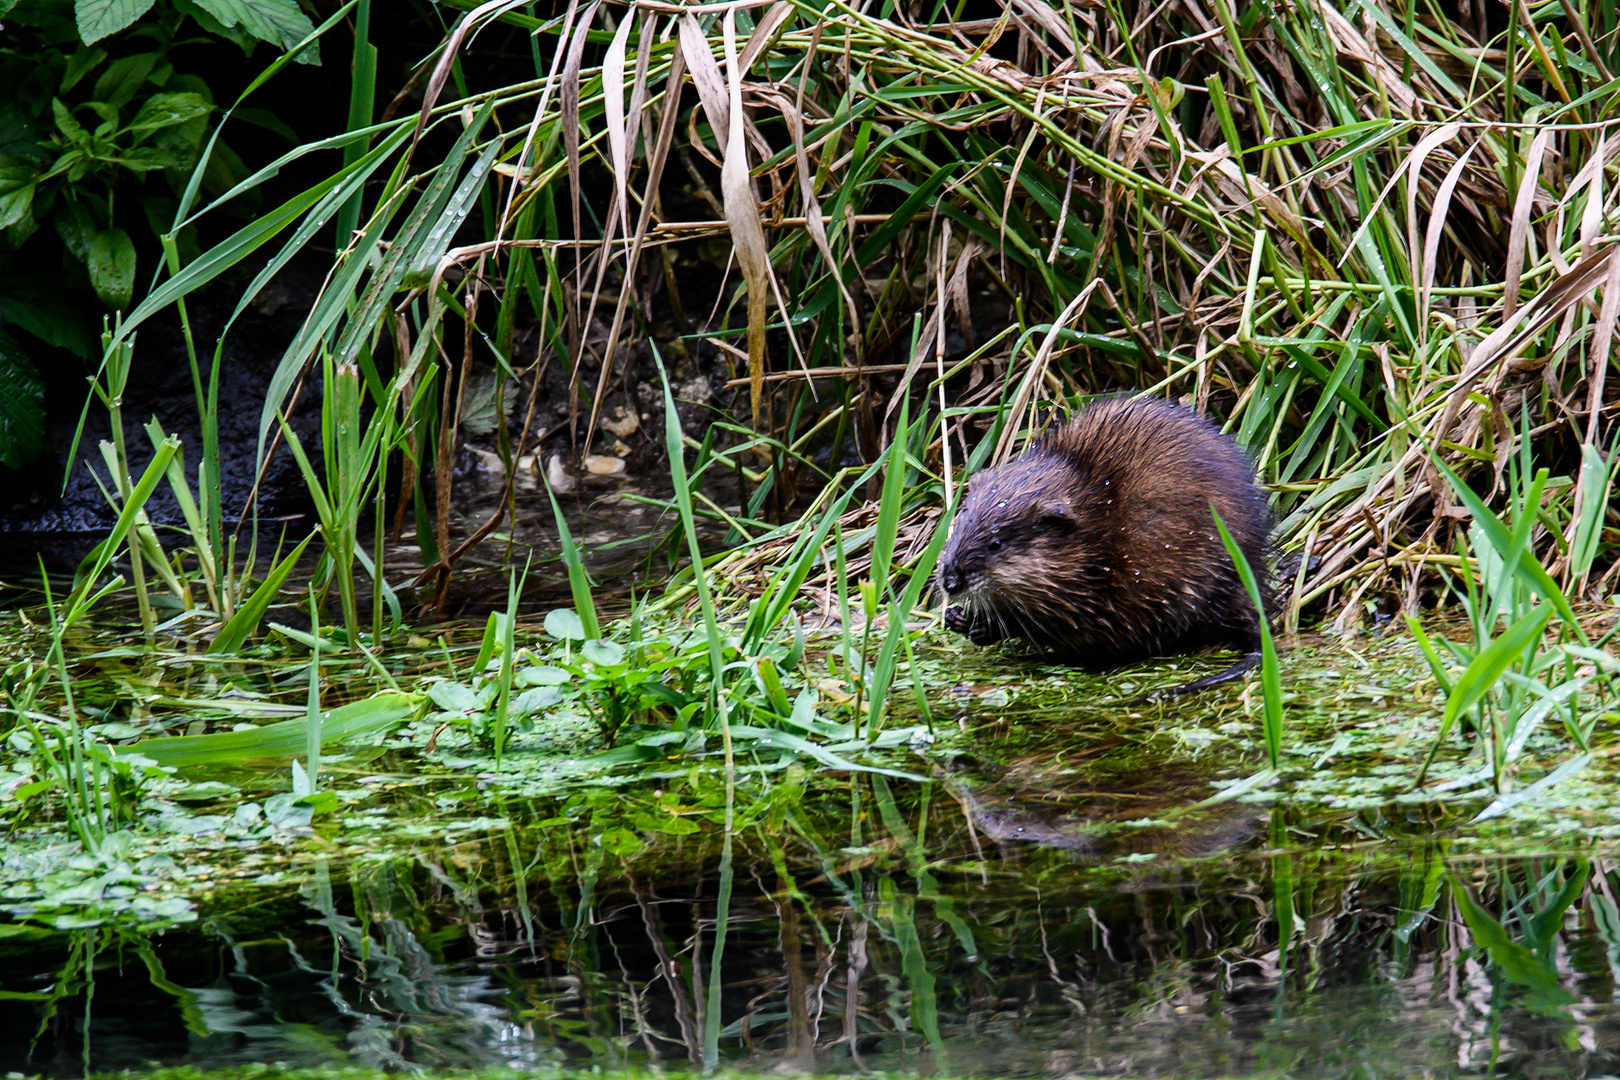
6 827 1613 1079
5 609 1620 1079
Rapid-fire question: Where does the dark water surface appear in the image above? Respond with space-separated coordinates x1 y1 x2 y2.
3 778 1615 1080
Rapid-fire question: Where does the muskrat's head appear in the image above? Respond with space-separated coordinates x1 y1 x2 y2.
935 455 1087 636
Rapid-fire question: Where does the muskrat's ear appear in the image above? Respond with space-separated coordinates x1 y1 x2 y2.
1039 500 1075 524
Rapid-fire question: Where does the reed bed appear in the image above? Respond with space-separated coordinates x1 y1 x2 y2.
425 0 1620 623
85 0 1619 628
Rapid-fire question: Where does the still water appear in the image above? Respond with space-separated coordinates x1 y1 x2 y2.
3 774 1615 1079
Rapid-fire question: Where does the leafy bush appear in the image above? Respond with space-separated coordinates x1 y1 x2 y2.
0 0 316 470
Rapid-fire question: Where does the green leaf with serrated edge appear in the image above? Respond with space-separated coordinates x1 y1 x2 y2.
191 0 319 58
0 330 44 469
126 92 212 133
76 0 158 44
86 226 135 308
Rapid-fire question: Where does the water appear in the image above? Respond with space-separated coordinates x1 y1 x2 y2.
3 598 1614 1080
3 783 1614 1079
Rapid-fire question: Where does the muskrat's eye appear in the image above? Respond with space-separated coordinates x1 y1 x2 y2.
989 537 1002 551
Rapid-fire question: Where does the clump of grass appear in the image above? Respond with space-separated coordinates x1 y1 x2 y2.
1409 431 1619 804
61 0 1615 635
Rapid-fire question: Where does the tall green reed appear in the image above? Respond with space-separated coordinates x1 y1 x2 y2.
1213 506 1283 769
1409 433 1615 798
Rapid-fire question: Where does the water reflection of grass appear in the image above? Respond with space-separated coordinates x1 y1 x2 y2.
4 595 1619 939
6 814 1617 1078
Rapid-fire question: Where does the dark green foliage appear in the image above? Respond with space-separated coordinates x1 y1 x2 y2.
0 327 45 468
0 0 311 469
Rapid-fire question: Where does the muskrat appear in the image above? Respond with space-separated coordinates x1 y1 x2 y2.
935 396 1273 697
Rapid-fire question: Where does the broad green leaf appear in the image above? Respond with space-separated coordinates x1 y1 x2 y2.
638 813 700 836
511 687 564 715
92 52 157 109
76 0 157 44
132 692 418 767
192 0 321 60
1442 604 1554 732
1452 876 1576 1005
118 145 188 171
517 665 572 686
0 178 31 232
0 104 44 157
54 199 96 263
583 640 625 667
0 330 44 469
127 92 212 133
263 792 312 828
86 226 136 308
429 682 479 713
545 609 587 641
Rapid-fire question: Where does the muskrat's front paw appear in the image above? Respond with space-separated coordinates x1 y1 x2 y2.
945 606 1005 646
967 622 1003 645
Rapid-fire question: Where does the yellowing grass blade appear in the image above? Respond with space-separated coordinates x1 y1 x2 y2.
720 7 771 427
1419 139 1478 340
1504 127 1551 320
680 14 729 157
601 11 635 243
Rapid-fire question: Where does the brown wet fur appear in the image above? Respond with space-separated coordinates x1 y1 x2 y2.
936 396 1273 669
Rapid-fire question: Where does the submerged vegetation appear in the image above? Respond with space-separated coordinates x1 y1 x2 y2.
0 0 1618 1072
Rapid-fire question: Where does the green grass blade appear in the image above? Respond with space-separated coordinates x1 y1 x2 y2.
304 584 322 792
544 481 599 640
868 395 910 603
67 437 180 627
1441 604 1554 732
1416 603 1554 784
1428 451 1582 638
209 532 314 654
133 692 418 768
1212 505 1282 768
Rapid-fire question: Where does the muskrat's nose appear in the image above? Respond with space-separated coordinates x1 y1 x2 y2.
940 567 962 593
